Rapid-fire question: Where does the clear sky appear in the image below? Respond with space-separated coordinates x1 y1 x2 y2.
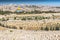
0 0 60 6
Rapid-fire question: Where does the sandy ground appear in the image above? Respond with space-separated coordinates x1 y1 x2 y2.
0 29 60 40
0 26 7 30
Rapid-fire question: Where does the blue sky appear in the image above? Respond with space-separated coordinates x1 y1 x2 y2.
1 0 60 6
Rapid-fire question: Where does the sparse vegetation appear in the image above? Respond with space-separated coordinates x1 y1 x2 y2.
45 27 49 31
10 30 13 32
0 19 60 31
12 26 17 29
19 27 23 29
21 17 26 20
0 10 12 15
0 11 60 31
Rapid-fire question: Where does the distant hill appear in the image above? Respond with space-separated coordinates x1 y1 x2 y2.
1 4 60 13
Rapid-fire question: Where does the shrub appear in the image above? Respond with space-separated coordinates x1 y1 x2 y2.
0 23 2 26
10 30 13 32
52 14 55 19
27 17 33 20
14 17 16 20
55 27 59 30
35 16 38 20
50 27 53 31
12 26 17 29
2 18 6 21
41 27 44 30
21 17 26 20
13 38 15 40
19 27 23 29
38 16 42 20
44 27 49 31
6 18 9 21
1 24 5 27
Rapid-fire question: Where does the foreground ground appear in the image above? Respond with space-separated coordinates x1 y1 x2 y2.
0 13 60 40
0 29 60 40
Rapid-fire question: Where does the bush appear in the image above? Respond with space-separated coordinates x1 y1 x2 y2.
21 17 26 20
50 27 53 31
6 18 9 21
27 17 33 20
2 18 6 21
14 17 16 20
1 24 5 27
10 30 13 32
41 27 44 30
0 23 2 26
12 26 17 29
55 27 59 30
44 27 49 31
19 27 23 29
35 16 38 20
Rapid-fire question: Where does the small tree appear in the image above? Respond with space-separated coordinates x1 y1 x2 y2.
41 27 43 30
50 27 53 30
35 16 38 20
10 30 13 32
55 26 59 30
52 14 55 20
14 17 16 20
2 18 6 21
45 27 49 31
19 27 23 29
27 17 32 20
0 23 2 26
12 26 17 29
6 18 9 21
1 24 5 27
21 17 26 20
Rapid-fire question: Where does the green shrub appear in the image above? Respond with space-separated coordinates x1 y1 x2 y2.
12 26 17 29
41 27 44 30
21 17 26 20
2 18 6 21
14 17 16 20
50 27 53 31
44 27 49 31
10 30 13 32
27 17 33 20
55 27 59 30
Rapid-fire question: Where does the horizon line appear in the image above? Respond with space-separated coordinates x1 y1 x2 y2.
0 2 60 6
